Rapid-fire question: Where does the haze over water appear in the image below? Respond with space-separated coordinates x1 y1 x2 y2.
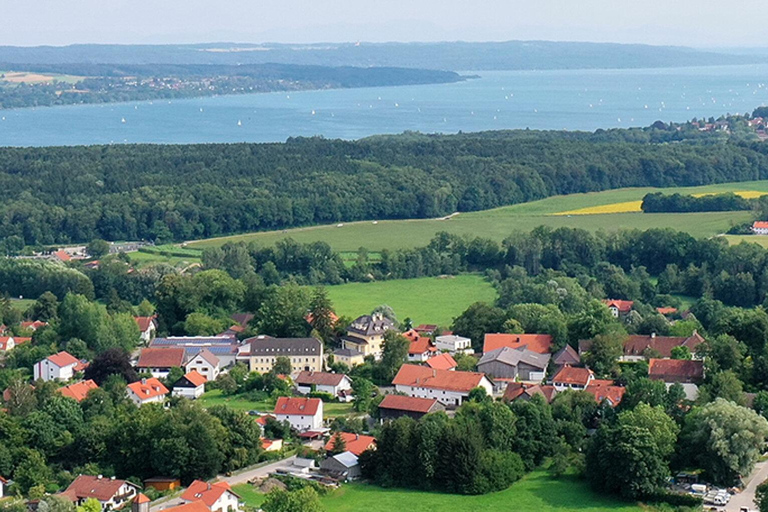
2 64 768 147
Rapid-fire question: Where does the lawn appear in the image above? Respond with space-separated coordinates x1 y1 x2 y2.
725 234 768 248
8 298 34 312
232 483 266 508
198 390 355 419
325 274 497 327
186 181 768 253
235 472 644 512
126 250 201 269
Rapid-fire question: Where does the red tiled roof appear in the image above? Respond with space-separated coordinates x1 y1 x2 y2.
656 307 678 315
134 494 150 505
274 396 321 416
648 358 704 383
754 221 768 229
414 324 438 333
378 394 440 414
392 364 487 393
137 347 186 368
126 378 169 401
551 365 593 386
161 502 210 512
255 414 275 426
623 332 704 358
20 320 47 330
503 382 558 403
58 380 98 402
0 337 13 351
295 371 347 387
483 333 553 354
14 337 31 345
181 481 237 508
324 432 376 456
603 299 634 312
183 371 207 387
425 353 457 370
134 316 156 332
584 379 625 406
408 336 437 355
60 475 134 502
53 250 71 262
48 351 80 368
305 311 340 326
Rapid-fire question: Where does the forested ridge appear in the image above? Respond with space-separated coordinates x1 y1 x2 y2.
2 126 768 245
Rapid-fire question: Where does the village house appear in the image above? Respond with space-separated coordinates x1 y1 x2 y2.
552 344 580 368
482 333 553 355
180 480 240 512
583 379 626 407
648 358 704 400
341 313 395 359
602 299 634 318
413 324 438 335
20 320 47 331
59 379 99 402
244 336 323 373
392 364 493 407
753 221 768 235
551 365 594 391
261 438 283 452
503 382 558 403
477 346 550 381
184 349 221 381
377 394 445 421
0 337 15 353
404 330 438 362
320 451 361 481
33 351 86 382
295 370 353 400
331 347 365 368
136 347 186 378
425 352 458 371
134 316 157 343
274 396 323 432
324 432 376 456
579 332 705 362
172 371 207 399
151 336 239 368
59 475 141 511
434 334 473 354
126 378 169 406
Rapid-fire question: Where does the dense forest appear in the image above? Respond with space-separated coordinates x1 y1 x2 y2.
0 63 463 109
1 124 768 248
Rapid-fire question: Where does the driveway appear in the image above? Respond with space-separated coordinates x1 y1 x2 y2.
727 459 768 512
150 455 297 511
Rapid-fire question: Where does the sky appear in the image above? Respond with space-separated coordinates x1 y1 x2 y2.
2 0 767 47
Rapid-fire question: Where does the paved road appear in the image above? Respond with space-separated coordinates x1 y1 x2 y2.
150 455 297 512
727 459 768 512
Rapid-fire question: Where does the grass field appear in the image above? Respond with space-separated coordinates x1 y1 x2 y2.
198 390 355 419
0 70 83 84
725 234 768 248
235 472 644 512
325 274 496 326
232 484 266 508
8 298 34 312
187 181 768 253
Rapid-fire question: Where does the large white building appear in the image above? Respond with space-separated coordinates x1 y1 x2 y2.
33 351 83 382
274 396 323 432
391 364 493 407
434 334 473 355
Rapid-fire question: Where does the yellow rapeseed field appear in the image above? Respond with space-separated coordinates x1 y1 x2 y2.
552 201 643 216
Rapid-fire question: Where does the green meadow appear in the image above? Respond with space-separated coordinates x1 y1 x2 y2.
186 181 768 253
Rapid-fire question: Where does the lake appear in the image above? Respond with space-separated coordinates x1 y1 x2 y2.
1 64 768 146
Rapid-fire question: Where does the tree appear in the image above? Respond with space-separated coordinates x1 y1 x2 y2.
374 331 409 383
451 302 507 352
76 498 101 512
698 370 746 406
5 377 37 416
136 299 155 317
328 432 347 455
12 448 52 494
670 346 691 360
271 356 292 376
86 239 110 259
183 312 226 336
351 377 374 413
254 284 311 338
84 348 138 385
620 378 667 410
38 496 75 512
308 287 335 343
467 387 490 403
583 329 625 376
586 423 669 499
261 487 324 512
756 478 768 512
617 403 679 458
680 398 768 485
27 292 59 322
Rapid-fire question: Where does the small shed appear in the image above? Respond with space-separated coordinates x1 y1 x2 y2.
320 451 361 480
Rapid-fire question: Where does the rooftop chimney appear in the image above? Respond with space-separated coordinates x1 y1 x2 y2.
141 378 147 385
651 333 656 339
97 475 103 480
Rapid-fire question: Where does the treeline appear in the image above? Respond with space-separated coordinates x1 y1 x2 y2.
641 191 753 213
2 127 768 247
0 63 462 110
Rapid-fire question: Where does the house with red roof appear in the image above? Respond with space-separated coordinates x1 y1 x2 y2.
20 320 47 332
405 331 438 362
583 379 626 407
324 432 376 456
392 364 492 407
137 347 187 378
33 351 83 382
579 332 705 362
59 474 141 510
59 380 99 402
377 394 444 421
425 352 458 371
184 349 221 381
648 358 704 400
51 250 72 263
126 378 169 406
172 371 207 399
295 371 353 400
503 382 558 404
274 396 323 432
134 316 157 343
180 480 240 512
0 337 16 353
155 502 209 512
603 299 634 318
550 365 594 391
753 221 768 235
482 333 553 355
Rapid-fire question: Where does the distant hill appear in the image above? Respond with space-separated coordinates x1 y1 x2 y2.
0 41 762 71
